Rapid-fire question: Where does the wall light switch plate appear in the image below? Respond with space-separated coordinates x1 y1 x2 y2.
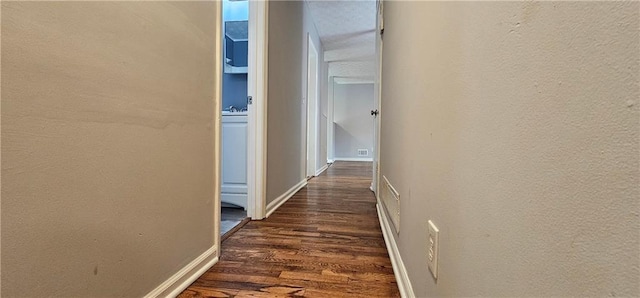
427 220 439 279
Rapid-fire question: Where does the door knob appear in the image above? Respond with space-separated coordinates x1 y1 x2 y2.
371 109 379 117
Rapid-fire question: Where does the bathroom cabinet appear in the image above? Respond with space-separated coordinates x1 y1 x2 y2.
221 112 248 209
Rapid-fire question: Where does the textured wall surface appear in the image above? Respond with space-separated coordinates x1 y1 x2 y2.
1 2 218 296
334 83 374 159
379 1 639 297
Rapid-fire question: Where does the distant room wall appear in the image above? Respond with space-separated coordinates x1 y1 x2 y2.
334 83 374 159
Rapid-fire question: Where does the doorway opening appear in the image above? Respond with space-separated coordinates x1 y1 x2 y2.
218 0 268 244
220 0 250 237
331 81 376 165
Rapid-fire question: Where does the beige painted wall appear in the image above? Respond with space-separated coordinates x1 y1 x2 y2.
379 1 639 297
267 0 305 203
1 2 218 296
266 0 326 203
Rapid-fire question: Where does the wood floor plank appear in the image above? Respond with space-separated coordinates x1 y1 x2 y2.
179 161 400 298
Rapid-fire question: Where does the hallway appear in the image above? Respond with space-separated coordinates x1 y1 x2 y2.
179 162 400 297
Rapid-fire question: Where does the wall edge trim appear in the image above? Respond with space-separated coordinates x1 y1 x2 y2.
315 164 329 176
376 203 415 298
266 179 307 218
144 246 218 298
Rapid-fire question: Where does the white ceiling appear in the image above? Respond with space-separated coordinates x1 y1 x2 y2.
305 0 377 81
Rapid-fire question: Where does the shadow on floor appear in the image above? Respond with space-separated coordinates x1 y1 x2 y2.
221 206 247 238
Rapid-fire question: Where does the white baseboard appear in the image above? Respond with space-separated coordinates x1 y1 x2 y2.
266 179 307 218
315 164 329 176
376 203 414 298
327 159 335 164
144 246 218 298
334 157 373 162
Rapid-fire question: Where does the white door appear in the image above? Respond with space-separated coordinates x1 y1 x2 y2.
246 0 268 219
306 35 319 178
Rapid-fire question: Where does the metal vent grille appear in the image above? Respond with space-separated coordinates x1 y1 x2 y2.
381 176 400 233
357 149 369 156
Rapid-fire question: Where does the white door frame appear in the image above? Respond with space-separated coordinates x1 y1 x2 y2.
213 0 223 258
305 34 319 178
372 0 384 195
327 76 335 163
246 0 268 220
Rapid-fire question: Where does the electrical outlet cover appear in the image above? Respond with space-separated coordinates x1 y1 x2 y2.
427 220 439 279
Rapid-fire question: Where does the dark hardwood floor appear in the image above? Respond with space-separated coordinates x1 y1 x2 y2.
179 161 400 297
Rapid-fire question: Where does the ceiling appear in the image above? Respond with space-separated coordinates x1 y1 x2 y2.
305 0 377 83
